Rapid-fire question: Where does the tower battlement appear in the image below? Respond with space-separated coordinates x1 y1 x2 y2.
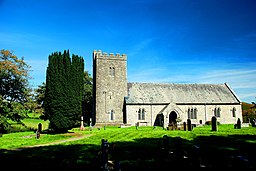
93 50 127 60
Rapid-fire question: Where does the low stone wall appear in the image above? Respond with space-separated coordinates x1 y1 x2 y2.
120 124 132 128
241 123 250 127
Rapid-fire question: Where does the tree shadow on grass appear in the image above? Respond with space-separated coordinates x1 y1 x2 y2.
0 134 256 170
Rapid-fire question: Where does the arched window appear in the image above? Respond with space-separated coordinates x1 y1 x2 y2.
214 107 221 117
217 107 221 117
193 108 197 119
214 108 217 117
232 107 236 117
188 108 191 119
110 110 114 120
138 108 141 120
109 92 112 99
188 107 197 119
109 67 112 76
142 108 145 120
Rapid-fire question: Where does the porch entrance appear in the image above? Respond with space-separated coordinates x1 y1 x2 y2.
168 111 178 130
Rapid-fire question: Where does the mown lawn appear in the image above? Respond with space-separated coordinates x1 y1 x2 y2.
0 123 256 170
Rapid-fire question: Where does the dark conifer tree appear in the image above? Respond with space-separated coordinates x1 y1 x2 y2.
44 50 84 133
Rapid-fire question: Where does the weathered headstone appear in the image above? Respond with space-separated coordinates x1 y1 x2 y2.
211 116 217 131
36 130 40 139
80 116 84 131
89 118 92 127
183 122 186 131
237 118 241 129
35 123 42 139
187 119 192 131
38 123 42 133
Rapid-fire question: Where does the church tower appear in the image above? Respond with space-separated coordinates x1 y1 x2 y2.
93 50 127 125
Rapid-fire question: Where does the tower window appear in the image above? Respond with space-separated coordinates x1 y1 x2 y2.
109 92 112 99
110 110 114 120
109 67 115 77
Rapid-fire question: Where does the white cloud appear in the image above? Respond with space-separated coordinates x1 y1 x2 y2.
128 66 256 103
128 38 155 57
198 69 256 88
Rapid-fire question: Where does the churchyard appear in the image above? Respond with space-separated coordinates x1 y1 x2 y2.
0 119 256 170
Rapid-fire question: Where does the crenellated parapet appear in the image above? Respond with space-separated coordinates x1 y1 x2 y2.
93 50 127 60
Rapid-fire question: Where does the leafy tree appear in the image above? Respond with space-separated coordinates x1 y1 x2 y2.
44 50 84 133
242 101 256 123
0 49 31 132
82 71 93 125
34 82 46 116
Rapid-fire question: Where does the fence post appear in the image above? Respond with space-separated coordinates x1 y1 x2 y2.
101 139 109 171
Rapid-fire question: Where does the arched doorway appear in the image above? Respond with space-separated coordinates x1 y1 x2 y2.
168 111 178 130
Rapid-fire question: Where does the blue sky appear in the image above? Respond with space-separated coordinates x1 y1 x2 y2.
1 0 256 103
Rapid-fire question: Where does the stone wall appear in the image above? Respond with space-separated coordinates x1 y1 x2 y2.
126 103 243 126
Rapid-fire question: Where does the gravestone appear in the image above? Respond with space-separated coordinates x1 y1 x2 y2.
89 118 92 127
38 123 42 133
211 116 217 131
183 122 186 131
80 116 84 131
187 119 192 131
237 118 241 129
36 123 42 139
36 130 40 139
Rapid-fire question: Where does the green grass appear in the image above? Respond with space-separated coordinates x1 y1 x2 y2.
1 120 256 169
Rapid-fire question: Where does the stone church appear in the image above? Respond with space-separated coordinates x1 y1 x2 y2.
92 50 243 128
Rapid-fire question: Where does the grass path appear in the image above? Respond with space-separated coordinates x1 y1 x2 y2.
11 133 93 151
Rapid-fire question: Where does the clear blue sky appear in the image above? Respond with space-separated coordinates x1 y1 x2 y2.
1 0 256 103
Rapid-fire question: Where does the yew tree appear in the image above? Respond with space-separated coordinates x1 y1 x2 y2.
44 50 84 133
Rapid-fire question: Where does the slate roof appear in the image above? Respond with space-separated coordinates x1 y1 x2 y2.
125 82 241 104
